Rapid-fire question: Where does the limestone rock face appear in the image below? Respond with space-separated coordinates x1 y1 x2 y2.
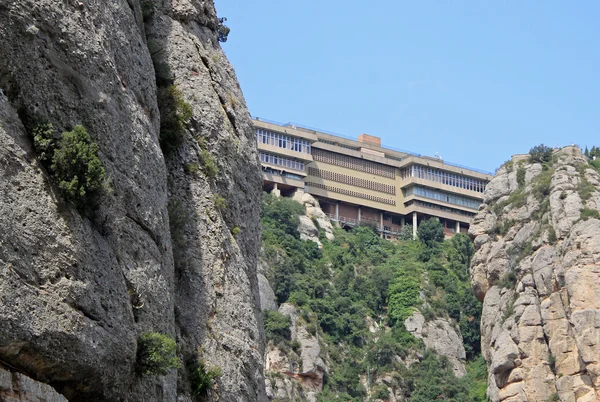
0 0 266 401
0 368 68 402
471 147 600 402
264 303 326 402
298 215 322 247
293 192 335 241
404 311 467 377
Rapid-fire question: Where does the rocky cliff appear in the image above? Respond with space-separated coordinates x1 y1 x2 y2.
470 146 600 402
0 1 265 401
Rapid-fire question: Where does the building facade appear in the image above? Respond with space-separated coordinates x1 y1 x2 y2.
255 118 493 239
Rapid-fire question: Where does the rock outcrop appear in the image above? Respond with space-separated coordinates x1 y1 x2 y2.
405 311 467 377
470 146 600 402
0 1 266 401
264 303 326 402
0 368 67 402
293 192 335 242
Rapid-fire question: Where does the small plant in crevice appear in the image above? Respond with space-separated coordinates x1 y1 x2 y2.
577 175 595 203
137 332 180 376
548 353 557 374
184 163 200 175
498 271 517 289
189 359 222 397
158 85 193 155
502 295 517 323
516 165 526 188
531 167 553 201
33 123 107 212
579 208 600 222
231 226 240 236
548 226 557 244
211 194 226 211
198 149 218 179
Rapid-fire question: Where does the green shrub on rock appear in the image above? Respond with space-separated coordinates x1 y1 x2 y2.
33 123 107 211
158 85 193 154
137 332 180 376
528 144 553 164
264 310 291 345
189 360 221 396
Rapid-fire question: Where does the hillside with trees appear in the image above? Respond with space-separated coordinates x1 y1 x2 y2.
261 193 487 401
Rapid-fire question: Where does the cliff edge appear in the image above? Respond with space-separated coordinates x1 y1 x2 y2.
470 146 600 402
0 0 266 400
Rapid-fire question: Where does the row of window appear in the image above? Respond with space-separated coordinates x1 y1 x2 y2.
308 167 396 195
411 200 476 217
404 186 481 210
312 148 396 179
401 165 487 193
259 152 305 171
262 166 303 181
306 181 396 206
256 129 312 154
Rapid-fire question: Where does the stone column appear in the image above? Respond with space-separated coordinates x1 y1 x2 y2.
456 221 460 234
412 212 418 240
380 212 384 230
358 207 361 223
335 203 339 221
401 216 405 228
273 183 280 197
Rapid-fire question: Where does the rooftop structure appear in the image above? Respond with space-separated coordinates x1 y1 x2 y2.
254 117 493 239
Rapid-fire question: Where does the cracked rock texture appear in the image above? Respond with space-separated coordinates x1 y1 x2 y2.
404 311 467 377
0 0 265 401
470 146 600 402
264 303 326 402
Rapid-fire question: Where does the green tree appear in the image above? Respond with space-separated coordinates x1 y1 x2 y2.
51 125 106 210
418 218 444 247
263 310 291 344
450 233 475 274
528 144 553 164
217 17 230 42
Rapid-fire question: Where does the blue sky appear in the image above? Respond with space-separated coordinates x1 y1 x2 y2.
214 1 599 173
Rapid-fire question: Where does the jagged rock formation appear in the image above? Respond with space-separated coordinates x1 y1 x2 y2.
0 1 266 401
470 146 600 402
264 304 326 402
292 192 335 242
0 368 67 402
405 311 467 377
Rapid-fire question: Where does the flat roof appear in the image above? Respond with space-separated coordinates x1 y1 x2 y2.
252 116 494 178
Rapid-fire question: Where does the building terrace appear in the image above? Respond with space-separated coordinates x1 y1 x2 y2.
254 116 493 239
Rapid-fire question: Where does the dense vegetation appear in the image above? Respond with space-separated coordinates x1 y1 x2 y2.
261 193 486 401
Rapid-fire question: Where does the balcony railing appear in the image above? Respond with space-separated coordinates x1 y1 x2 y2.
252 116 494 176
324 213 401 235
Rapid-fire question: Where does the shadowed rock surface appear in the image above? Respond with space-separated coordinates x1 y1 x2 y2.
0 0 266 400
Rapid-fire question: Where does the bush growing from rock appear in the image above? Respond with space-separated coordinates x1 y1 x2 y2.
263 310 291 345
137 332 180 376
158 85 193 154
189 360 221 396
33 123 107 211
528 144 553 164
